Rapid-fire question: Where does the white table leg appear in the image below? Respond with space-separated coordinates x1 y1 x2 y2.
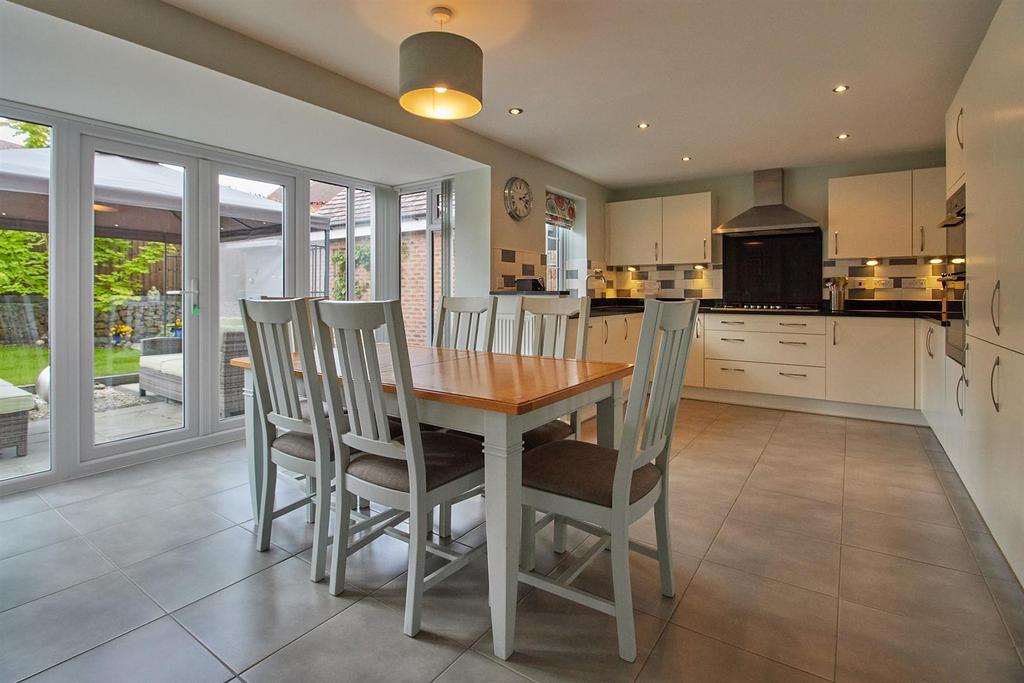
484 412 524 660
596 379 624 449
243 369 264 524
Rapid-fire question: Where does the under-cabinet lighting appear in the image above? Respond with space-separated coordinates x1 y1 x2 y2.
865 258 879 266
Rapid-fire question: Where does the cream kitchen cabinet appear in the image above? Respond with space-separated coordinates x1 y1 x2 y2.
607 198 661 266
911 167 947 257
945 93 965 195
915 319 946 443
942 355 967 471
683 313 704 388
607 192 714 266
662 193 715 264
828 170 912 259
825 317 915 409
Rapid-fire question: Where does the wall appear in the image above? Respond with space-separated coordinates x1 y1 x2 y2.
452 168 492 297
6 0 609 291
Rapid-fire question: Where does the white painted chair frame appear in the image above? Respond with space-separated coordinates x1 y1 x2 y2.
511 295 590 553
517 299 699 662
312 298 486 636
239 297 335 582
431 295 496 537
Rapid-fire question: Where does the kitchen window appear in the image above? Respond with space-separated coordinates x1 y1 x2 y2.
545 191 576 292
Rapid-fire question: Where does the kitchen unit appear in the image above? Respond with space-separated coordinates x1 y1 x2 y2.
606 191 715 266
826 167 945 258
826 317 916 409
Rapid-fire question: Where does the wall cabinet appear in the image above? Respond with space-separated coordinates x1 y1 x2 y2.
911 167 947 257
607 192 714 266
945 92 965 194
826 317 915 409
683 314 704 388
828 170 912 258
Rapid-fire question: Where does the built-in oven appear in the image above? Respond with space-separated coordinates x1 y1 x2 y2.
940 184 966 366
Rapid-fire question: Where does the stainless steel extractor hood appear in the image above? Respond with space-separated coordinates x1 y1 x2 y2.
714 168 820 235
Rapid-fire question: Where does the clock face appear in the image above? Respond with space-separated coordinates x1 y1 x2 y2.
504 177 533 221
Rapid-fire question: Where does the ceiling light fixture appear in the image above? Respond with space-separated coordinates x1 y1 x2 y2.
637 122 650 130
832 84 850 93
929 257 944 265
399 7 483 120
694 264 706 270
951 257 966 264
836 133 850 140
508 107 523 116
627 266 638 272
681 156 692 161
865 258 879 266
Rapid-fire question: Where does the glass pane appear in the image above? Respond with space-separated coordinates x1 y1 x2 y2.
309 180 348 299
545 224 560 291
0 117 52 479
399 191 429 345
351 188 373 301
218 173 283 420
92 152 185 444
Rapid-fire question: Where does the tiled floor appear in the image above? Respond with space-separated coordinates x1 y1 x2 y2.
1 399 1023 682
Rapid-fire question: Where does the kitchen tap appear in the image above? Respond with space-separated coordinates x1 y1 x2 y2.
585 269 608 298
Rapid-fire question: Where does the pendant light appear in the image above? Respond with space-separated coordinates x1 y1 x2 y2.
399 7 483 120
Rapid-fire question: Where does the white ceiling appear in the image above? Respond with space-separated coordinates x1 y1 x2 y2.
163 0 999 190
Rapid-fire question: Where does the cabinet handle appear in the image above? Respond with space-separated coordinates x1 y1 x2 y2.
778 372 807 378
919 226 925 253
990 356 1001 413
696 317 701 339
956 107 964 150
703 238 707 261
603 319 608 344
778 322 807 327
832 320 838 346
963 281 970 327
721 337 745 342
834 231 839 256
720 367 745 372
624 317 628 341
955 373 965 416
655 241 659 262
721 320 745 325
778 340 807 346
925 327 934 358
990 280 1001 335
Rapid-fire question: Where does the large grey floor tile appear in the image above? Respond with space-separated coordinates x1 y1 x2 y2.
174 556 358 672
55 481 189 534
730 486 842 542
124 525 289 611
836 600 1024 683
839 545 1007 641
246 505 328 556
672 561 838 679
0 572 163 681
164 459 251 500
34 467 159 508
0 490 49 523
27 616 232 683
843 478 959 528
434 652 531 683
630 503 726 558
0 537 115 612
473 588 666 683
242 597 462 683
300 531 422 594
746 458 843 505
0 508 78 560
842 507 978 573
844 458 943 495
706 518 840 596
86 501 233 567
987 577 1024 652
638 624 826 683
667 457 751 512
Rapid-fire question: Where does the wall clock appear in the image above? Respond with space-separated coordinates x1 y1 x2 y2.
503 176 533 221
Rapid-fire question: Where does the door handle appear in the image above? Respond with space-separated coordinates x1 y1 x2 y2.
990 356 1000 413
654 241 659 262
964 281 970 326
623 317 628 341
834 231 839 256
603 319 608 344
955 372 965 416
832 320 838 346
721 320 745 325
990 280 1001 335
720 367 745 372
778 372 807 378
956 107 964 150
695 317 701 339
919 226 925 253
703 238 707 261
721 337 746 342
925 327 934 358
778 341 807 346
778 322 807 327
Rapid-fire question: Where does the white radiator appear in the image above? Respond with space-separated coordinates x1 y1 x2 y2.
492 314 533 354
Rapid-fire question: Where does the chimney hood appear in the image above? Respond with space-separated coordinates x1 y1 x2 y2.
714 168 820 235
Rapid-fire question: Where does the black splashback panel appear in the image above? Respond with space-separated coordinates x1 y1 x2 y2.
723 232 822 305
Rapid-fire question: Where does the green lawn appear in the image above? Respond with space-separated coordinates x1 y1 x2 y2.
0 345 141 387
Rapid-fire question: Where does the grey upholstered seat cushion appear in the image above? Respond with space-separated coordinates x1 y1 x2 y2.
522 440 661 508
346 432 484 493
271 417 404 461
453 419 573 450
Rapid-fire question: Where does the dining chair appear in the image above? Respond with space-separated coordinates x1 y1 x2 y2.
432 295 497 352
517 298 698 662
311 298 486 636
511 295 590 553
239 296 335 582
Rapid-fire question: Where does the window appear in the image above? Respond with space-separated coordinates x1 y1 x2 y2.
399 185 449 345
544 191 577 292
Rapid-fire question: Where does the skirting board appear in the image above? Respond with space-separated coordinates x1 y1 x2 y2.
681 386 927 426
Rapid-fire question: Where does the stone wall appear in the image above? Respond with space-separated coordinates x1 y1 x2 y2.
0 296 183 345
94 300 183 343
0 295 48 345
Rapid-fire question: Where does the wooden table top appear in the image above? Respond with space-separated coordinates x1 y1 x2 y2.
230 345 633 415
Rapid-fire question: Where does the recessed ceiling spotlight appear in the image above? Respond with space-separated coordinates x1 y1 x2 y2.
637 122 650 130
836 132 850 140
681 156 692 161
627 265 638 271
951 257 966 264
832 84 850 93
694 264 706 270
929 257 944 264
508 107 523 116
865 258 879 266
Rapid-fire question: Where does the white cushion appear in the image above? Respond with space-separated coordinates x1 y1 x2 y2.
0 379 34 414
139 353 184 378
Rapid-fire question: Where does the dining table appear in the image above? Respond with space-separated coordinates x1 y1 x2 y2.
230 345 633 660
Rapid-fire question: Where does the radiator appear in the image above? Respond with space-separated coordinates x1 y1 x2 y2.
492 314 533 354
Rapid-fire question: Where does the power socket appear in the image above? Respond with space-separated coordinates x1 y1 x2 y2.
872 277 895 289
903 277 928 289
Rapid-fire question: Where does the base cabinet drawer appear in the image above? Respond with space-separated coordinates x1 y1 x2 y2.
705 330 826 367
705 360 826 399
704 314 825 335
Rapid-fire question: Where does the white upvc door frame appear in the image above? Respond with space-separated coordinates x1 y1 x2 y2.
77 135 203 463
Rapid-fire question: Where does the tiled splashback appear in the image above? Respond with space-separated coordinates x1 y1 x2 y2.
822 257 945 301
491 248 547 290
605 264 723 299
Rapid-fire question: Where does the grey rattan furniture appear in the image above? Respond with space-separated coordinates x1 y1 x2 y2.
138 330 247 418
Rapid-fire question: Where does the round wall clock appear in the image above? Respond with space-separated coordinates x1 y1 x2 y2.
503 176 533 221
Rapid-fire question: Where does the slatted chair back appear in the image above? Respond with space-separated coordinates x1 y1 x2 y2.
511 296 590 359
311 299 427 493
613 299 698 507
433 295 497 351
239 298 319 438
